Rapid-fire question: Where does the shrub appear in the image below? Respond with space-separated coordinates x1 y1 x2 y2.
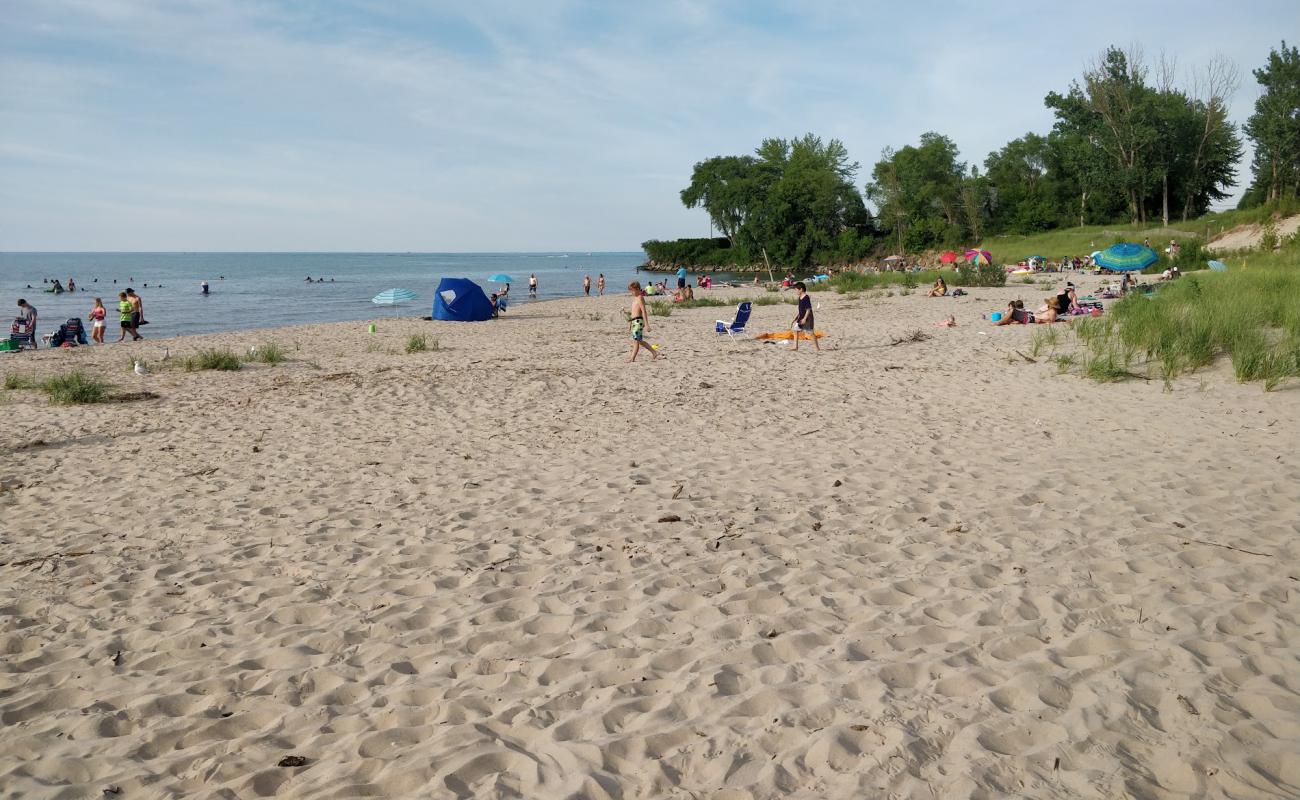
649 301 673 317
43 372 110 404
405 335 427 353
184 349 242 371
953 263 1006 287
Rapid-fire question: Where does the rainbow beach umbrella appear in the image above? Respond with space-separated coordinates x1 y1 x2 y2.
1094 243 1158 272
964 249 992 265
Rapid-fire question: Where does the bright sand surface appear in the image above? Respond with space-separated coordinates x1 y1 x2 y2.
3 277 1298 799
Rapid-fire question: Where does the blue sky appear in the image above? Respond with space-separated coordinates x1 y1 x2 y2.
0 0 1291 251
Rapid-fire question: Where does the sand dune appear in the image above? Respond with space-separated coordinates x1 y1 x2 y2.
2 277 1298 799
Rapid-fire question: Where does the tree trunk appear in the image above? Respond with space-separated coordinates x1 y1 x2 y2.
1161 172 1169 227
1079 189 1089 227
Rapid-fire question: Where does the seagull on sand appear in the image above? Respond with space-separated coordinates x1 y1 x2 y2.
134 360 148 376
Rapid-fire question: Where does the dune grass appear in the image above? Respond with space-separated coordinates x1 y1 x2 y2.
1070 256 1300 390
43 372 112 404
4 371 111 403
4 373 38 391
184 349 242 371
246 342 287 364
405 334 438 353
648 300 673 317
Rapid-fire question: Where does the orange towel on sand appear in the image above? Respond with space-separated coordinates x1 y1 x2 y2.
755 331 826 341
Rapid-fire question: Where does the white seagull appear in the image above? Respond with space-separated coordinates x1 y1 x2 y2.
134 360 148 376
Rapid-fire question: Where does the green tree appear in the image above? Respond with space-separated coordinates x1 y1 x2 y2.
744 134 872 267
680 155 761 249
1047 47 1158 224
866 132 966 252
1242 41 1300 206
983 133 1062 233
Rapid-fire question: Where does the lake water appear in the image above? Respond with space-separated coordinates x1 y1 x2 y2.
0 252 658 338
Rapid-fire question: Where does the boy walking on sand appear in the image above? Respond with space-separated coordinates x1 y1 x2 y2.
791 281 819 351
626 281 659 362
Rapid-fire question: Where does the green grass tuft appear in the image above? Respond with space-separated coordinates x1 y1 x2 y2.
246 342 287 364
405 334 428 353
649 301 673 317
42 372 111 404
184 349 242 371
4 373 39 391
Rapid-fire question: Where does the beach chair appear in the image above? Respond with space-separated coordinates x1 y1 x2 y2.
9 318 37 351
714 302 752 339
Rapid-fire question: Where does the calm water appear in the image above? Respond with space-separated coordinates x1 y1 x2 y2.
0 252 659 338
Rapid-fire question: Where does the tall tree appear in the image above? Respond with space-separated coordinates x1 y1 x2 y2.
984 133 1061 233
866 132 966 251
680 155 761 247
1242 40 1300 205
1181 55 1243 220
1047 47 1158 224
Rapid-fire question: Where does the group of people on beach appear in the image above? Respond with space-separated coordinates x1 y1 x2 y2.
12 288 146 348
623 274 818 362
991 283 1086 326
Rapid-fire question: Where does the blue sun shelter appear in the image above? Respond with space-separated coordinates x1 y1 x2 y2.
432 277 495 321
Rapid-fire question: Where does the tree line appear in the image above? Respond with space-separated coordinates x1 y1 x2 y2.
643 41 1299 268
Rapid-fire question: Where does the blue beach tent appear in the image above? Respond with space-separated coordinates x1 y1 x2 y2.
432 278 495 322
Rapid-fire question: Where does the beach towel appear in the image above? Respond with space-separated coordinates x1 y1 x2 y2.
755 330 825 341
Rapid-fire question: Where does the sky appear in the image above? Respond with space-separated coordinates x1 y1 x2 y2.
0 0 1292 252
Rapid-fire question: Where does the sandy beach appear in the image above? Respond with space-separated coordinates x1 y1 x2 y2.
2 279 1298 799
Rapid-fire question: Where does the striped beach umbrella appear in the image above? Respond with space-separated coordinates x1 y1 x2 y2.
1094 243 1158 272
372 287 418 305
964 249 992 265
1207 259 1228 272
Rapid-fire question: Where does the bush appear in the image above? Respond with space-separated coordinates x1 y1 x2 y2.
42 372 110 404
184 349 242 371
405 335 427 353
953 263 1006 287
246 342 287 364
649 301 673 317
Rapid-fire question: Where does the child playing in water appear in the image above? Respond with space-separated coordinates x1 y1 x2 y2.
88 297 106 343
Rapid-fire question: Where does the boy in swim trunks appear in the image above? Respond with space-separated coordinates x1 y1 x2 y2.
791 281 819 351
626 281 659 362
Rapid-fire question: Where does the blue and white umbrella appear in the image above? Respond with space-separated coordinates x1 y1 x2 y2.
372 287 418 305
1207 259 1228 272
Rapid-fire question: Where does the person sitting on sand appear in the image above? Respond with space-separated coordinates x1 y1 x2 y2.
1035 296 1061 324
992 300 1034 326
1054 284 1079 316
927 277 948 297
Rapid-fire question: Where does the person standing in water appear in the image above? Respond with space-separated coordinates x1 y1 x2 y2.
528 274 537 299
626 281 659 362
126 288 144 334
88 298 106 343
583 274 591 296
597 273 605 296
